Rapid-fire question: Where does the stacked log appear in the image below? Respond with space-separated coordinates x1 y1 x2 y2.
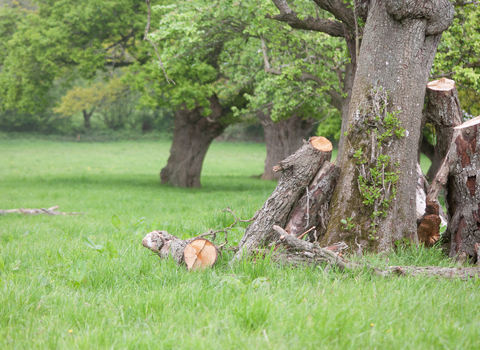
233 136 338 261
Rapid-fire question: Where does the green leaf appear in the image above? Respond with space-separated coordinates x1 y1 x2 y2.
106 241 118 259
82 236 104 252
340 219 347 225
0 254 5 271
111 215 122 229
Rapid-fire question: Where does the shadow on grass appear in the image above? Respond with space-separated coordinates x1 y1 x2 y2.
1 174 278 194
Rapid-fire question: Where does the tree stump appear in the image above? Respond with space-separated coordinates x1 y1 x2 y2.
419 118 480 261
233 136 333 261
425 78 463 159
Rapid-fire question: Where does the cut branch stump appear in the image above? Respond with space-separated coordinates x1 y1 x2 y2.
233 136 333 261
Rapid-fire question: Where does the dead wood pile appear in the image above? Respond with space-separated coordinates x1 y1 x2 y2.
142 98 480 278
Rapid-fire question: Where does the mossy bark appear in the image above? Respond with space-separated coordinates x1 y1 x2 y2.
322 0 454 252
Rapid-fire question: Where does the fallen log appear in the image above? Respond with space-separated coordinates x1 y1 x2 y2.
232 136 333 261
0 206 84 216
268 225 480 280
284 161 340 241
142 231 219 270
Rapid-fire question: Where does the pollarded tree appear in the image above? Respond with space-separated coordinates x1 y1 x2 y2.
251 0 456 253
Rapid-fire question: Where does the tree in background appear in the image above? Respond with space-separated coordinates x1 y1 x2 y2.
54 77 132 130
129 1 263 188
0 0 151 130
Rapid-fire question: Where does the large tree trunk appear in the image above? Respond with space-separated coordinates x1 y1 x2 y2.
258 111 315 180
337 63 354 165
321 0 454 252
160 95 227 188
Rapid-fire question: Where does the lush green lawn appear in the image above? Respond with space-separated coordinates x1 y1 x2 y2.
0 139 479 349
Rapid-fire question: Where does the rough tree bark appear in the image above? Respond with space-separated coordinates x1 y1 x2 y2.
284 162 339 241
258 111 315 180
160 95 227 188
233 137 333 260
321 0 454 252
420 121 480 263
417 79 465 248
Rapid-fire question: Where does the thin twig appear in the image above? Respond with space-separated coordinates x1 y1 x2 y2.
297 226 315 240
198 207 257 249
144 0 175 84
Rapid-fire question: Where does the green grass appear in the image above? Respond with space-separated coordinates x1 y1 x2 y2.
0 139 479 349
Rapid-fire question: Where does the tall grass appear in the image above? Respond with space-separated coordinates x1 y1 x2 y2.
0 139 478 349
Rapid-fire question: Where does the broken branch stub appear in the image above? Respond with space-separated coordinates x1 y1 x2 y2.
233 136 333 261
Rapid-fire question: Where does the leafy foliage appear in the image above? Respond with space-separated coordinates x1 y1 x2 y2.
433 3 480 116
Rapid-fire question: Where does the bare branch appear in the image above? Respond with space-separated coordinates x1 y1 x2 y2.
261 36 282 75
197 207 257 249
266 0 345 37
313 0 356 33
144 0 175 85
430 71 456 79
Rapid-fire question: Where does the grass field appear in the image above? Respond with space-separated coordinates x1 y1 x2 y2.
1 139 479 349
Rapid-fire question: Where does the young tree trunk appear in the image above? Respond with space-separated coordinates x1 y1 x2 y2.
321 0 454 252
82 109 92 129
233 137 333 261
160 96 227 188
258 111 315 180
